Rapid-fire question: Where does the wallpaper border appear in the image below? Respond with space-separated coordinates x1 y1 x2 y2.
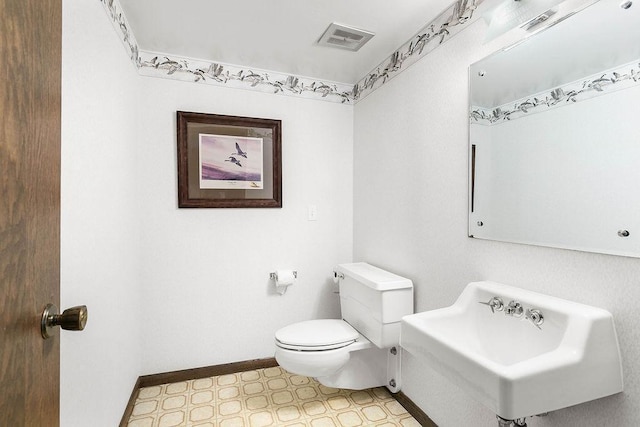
353 0 484 102
136 52 356 103
98 0 484 104
470 60 640 125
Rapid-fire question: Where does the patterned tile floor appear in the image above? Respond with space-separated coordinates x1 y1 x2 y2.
127 366 421 427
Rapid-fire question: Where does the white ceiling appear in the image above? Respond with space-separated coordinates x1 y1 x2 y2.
117 0 456 84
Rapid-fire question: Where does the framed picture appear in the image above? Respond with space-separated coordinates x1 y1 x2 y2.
177 111 282 208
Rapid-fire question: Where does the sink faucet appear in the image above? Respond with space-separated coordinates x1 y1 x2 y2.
479 297 504 313
480 297 544 329
526 308 544 329
505 300 524 318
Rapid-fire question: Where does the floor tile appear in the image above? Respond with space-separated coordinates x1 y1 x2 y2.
132 400 158 417
157 410 186 427
127 367 419 427
191 389 215 405
189 404 216 423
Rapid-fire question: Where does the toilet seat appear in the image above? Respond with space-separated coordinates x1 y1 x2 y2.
275 319 359 351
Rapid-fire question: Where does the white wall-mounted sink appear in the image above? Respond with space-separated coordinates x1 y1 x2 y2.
400 281 623 420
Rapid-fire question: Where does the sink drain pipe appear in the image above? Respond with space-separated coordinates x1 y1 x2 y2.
497 416 528 427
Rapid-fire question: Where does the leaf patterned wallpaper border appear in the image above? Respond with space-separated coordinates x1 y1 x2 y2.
470 60 640 125
98 0 484 104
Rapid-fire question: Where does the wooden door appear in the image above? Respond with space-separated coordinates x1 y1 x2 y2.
0 0 62 425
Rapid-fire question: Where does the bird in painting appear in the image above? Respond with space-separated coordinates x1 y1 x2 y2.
225 156 242 167
232 142 248 158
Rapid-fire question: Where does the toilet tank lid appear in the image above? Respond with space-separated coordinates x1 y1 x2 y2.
337 263 413 291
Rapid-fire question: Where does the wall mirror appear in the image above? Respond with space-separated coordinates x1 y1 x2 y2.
468 0 640 257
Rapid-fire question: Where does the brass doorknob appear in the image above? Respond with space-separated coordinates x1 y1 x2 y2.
41 303 88 339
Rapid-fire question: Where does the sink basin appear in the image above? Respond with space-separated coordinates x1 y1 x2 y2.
400 281 623 420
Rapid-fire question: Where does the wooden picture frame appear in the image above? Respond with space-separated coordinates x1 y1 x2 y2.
177 111 282 208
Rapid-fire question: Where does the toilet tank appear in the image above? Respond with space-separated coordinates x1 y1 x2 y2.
336 262 413 348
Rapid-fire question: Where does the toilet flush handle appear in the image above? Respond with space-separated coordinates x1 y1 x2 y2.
333 271 344 294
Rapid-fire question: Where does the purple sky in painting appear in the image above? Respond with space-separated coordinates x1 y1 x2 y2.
199 134 263 176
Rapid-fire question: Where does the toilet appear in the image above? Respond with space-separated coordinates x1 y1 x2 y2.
274 262 413 392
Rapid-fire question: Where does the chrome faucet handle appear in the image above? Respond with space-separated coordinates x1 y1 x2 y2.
479 297 504 313
526 308 544 329
505 300 524 317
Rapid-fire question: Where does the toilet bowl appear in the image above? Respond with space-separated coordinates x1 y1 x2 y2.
275 319 373 378
273 263 414 392
274 319 388 390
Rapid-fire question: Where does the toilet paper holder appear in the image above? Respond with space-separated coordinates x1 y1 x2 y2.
269 271 297 281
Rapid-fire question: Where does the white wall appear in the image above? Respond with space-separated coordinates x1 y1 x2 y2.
354 18 640 427
62 2 353 424
61 0 141 426
136 78 353 374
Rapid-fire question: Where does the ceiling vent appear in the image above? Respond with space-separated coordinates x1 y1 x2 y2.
317 23 375 52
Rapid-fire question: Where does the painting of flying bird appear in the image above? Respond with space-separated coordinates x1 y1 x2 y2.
225 156 242 167
199 133 263 189
233 142 248 158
